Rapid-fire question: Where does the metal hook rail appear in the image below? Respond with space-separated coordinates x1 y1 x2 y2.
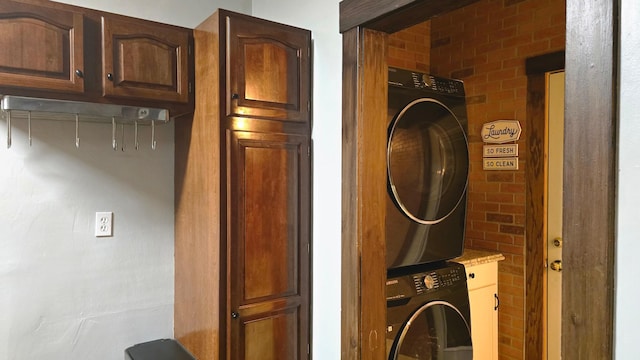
1 95 170 150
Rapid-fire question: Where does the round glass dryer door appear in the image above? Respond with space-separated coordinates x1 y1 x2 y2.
387 98 469 224
390 301 472 360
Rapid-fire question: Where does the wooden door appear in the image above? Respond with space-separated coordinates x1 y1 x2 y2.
0 1 84 93
226 14 311 123
228 130 310 360
101 15 190 103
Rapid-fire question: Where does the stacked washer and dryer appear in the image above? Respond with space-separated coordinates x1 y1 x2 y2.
385 67 473 360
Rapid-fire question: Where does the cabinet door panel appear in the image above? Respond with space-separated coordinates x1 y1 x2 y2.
0 1 83 93
238 303 301 360
228 130 310 359
226 15 310 123
102 16 190 103
469 285 497 360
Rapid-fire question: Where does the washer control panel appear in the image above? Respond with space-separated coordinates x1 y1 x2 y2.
386 262 467 300
412 266 464 294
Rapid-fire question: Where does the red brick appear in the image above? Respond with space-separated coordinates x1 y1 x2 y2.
501 204 525 214
487 192 514 203
501 183 526 193
487 212 514 223
472 221 500 232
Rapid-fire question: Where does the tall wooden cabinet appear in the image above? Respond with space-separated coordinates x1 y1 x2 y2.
175 10 311 360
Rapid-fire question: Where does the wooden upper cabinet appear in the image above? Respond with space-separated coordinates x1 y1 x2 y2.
102 16 190 103
228 130 310 360
0 1 84 93
226 15 311 123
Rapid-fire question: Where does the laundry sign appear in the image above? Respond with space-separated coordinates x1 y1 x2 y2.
481 120 522 144
482 120 521 171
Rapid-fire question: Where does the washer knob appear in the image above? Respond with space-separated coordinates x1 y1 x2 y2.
423 275 435 290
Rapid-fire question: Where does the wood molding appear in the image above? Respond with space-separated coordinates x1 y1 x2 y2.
524 72 548 360
341 27 388 360
563 0 617 357
339 0 479 33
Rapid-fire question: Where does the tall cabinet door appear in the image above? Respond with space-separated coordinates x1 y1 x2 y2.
228 130 310 360
226 14 311 123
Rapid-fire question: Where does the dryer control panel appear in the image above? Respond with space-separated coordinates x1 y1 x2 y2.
388 67 466 97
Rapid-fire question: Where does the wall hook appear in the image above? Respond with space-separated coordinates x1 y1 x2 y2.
6 110 11 149
27 111 32 147
112 117 118 151
75 114 80 148
151 120 157 150
134 120 139 150
121 122 125 152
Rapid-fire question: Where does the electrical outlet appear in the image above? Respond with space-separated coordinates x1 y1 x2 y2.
95 212 113 237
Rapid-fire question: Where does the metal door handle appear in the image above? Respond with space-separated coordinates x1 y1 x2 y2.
550 260 562 272
494 294 499 310
231 311 239 319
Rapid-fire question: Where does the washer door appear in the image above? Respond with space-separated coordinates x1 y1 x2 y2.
387 98 469 225
389 301 472 360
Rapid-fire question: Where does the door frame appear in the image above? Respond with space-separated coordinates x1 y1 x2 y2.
339 1 618 360
524 51 564 360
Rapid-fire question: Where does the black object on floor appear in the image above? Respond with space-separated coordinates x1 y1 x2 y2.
125 339 196 360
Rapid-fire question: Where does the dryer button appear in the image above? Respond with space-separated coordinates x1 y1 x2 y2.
423 275 435 289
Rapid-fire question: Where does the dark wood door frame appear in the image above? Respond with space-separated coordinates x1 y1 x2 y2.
339 1 618 359
524 51 565 360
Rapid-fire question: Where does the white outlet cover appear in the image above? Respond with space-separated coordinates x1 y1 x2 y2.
95 211 113 237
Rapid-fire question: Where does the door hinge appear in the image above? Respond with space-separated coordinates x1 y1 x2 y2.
188 44 193 55
188 82 193 93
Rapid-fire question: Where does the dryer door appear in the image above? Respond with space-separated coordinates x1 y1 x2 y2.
389 301 472 360
387 98 469 225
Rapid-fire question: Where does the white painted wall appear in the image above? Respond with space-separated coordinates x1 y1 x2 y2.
615 0 640 357
54 0 251 27
0 119 175 359
250 1 343 358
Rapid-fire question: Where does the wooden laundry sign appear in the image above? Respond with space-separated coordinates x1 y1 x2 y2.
481 120 521 144
482 120 521 171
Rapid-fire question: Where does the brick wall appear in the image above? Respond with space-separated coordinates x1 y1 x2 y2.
388 0 566 359
388 21 431 71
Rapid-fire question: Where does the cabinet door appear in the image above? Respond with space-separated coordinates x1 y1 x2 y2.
101 16 190 103
226 14 311 123
466 262 499 360
469 284 498 360
228 130 310 360
0 1 84 93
